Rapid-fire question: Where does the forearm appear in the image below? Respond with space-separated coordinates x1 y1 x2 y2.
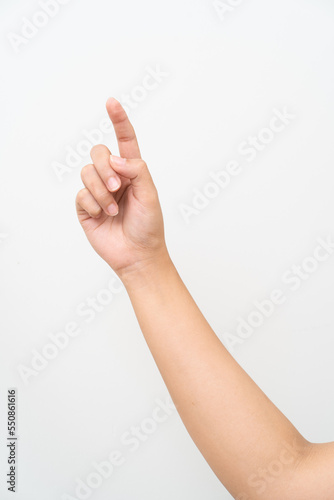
119 253 310 498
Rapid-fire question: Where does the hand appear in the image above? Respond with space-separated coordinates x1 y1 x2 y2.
76 98 169 280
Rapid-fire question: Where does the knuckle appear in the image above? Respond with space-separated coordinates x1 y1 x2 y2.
76 188 88 203
90 206 102 217
90 144 105 156
137 159 147 172
81 164 94 181
96 189 112 206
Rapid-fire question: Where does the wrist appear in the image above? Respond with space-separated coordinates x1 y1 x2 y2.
115 248 175 292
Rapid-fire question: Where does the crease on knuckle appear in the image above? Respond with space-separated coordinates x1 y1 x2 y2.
96 189 112 206
117 133 135 143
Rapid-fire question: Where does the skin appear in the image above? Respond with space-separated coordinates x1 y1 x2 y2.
76 97 334 499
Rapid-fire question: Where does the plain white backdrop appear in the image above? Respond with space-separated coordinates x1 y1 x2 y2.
1 0 334 498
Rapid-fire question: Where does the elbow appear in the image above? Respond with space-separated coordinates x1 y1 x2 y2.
235 438 314 500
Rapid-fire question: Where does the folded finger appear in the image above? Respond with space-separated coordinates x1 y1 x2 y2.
81 164 119 216
76 188 103 219
90 144 121 192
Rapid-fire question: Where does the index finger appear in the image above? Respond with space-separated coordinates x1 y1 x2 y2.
106 97 141 159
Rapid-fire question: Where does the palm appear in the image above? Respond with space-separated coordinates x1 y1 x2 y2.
78 182 163 272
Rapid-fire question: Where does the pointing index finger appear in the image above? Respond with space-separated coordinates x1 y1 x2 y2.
106 97 141 159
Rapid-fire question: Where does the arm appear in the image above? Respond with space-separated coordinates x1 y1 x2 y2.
119 256 334 500
76 98 334 500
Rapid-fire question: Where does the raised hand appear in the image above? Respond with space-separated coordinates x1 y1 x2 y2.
76 98 168 278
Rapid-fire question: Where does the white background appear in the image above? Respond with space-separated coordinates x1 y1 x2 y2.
1 0 334 499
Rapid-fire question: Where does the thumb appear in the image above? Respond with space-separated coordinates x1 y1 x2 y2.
110 155 156 204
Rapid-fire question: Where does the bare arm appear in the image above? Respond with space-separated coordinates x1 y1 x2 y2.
76 98 334 499
119 255 334 499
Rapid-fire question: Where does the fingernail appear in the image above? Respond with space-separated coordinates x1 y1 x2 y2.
107 203 119 216
108 176 121 192
110 155 126 167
